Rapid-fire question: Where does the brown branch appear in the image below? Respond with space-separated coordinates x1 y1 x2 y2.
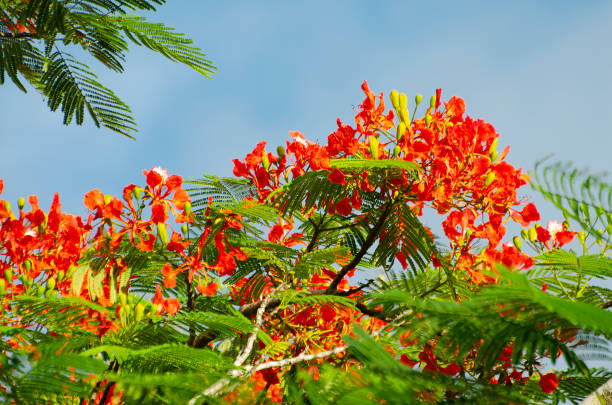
0 31 38 39
326 203 393 292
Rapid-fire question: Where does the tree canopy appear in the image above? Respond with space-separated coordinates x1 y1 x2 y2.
0 83 611 404
0 0 215 138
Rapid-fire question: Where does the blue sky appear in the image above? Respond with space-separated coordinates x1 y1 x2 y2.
1 0 611 231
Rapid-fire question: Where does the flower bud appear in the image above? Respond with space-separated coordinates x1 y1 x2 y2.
151 303 159 315
127 294 134 305
104 194 112 205
47 277 56 291
579 203 589 218
276 145 285 159
157 223 169 245
18 197 25 210
484 172 495 187
606 224 612 235
397 122 406 140
415 94 423 106
119 293 128 307
392 145 401 158
58 270 64 281
528 227 537 242
262 150 270 171
37 285 45 297
184 201 192 218
4 201 10 212
134 187 143 201
465 228 473 240
577 231 587 244
135 302 145 323
424 114 432 126
23 259 32 272
399 93 408 110
0 279 6 295
390 90 400 110
489 150 498 162
430 94 436 109
513 236 522 250
369 135 379 160
607 213 612 225
399 108 410 125
520 229 528 240
181 224 189 235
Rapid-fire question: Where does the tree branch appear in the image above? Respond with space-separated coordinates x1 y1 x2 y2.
326 203 393 292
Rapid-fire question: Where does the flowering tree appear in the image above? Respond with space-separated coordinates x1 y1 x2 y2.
1 83 611 404
0 0 214 137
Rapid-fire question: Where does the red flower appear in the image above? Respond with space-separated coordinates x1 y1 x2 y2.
511 203 540 226
151 203 167 223
197 281 218 296
162 263 181 289
335 197 352 216
327 168 347 185
539 372 559 393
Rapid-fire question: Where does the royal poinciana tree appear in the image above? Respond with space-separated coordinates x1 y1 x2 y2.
1 83 611 404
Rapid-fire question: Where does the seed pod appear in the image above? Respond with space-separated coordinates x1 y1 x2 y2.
0 279 6 295
513 236 522 250
181 224 189 235
399 93 408 110
369 135 379 160
128 295 134 305
184 201 192 217
276 145 285 159
425 114 432 126
415 94 423 106
484 172 495 187
119 293 128 307
5 269 12 281
262 150 270 171
397 122 406 140
18 197 25 210
134 187 143 201
390 89 400 110
393 145 401 158
430 94 436 109
157 223 169 245
528 227 537 242
135 302 145 323
399 108 410 125
104 194 112 205
47 277 56 291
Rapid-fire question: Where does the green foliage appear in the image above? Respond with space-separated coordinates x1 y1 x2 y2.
0 0 215 137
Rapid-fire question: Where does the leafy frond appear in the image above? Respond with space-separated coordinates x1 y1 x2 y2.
111 14 215 77
42 50 136 137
